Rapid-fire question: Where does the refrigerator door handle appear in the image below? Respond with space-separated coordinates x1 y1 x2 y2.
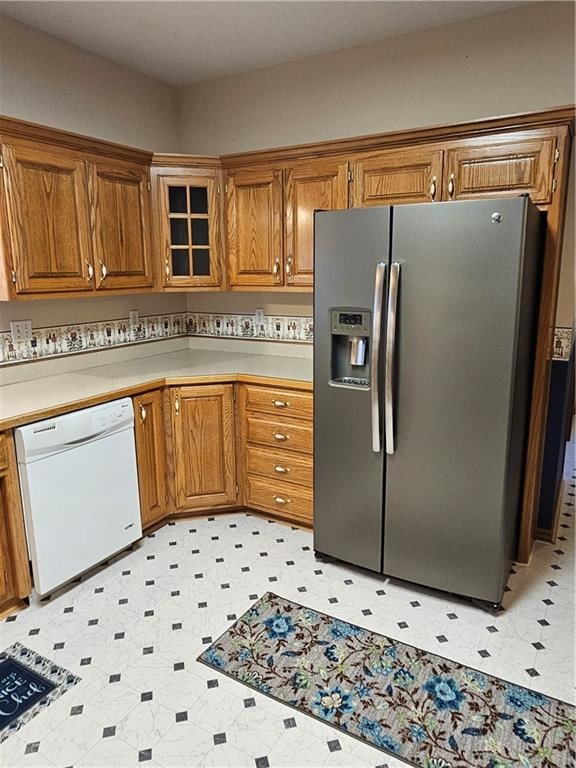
371 262 387 452
385 261 401 455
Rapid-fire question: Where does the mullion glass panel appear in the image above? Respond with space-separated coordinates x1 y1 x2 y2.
170 218 188 245
191 218 209 246
189 186 208 214
192 248 211 276
171 249 190 277
168 186 188 213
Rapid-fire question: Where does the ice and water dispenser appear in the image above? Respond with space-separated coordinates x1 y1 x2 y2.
328 309 371 388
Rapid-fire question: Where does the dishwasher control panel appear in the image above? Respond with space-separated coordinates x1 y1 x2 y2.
92 399 132 433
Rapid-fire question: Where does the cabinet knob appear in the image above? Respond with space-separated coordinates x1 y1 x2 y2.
139 403 147 423
273 495 291 505
272 259 281 279
99 259 108 281
448 174 455 200
175 396 180 415
272 399 290 408
86 262 94 281
285 257 293 277
272 432 289 441
165 256 171 278
274 465 291 474
429 176 437 201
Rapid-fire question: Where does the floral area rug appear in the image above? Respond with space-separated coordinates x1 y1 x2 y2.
198 593 575 768
0 642 80 742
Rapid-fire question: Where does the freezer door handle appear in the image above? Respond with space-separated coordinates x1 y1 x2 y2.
371 262 387 452
385 261 401 455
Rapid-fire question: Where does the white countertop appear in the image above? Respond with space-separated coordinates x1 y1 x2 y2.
0 348 313 427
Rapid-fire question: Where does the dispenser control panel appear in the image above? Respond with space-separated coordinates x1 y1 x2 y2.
330 309 370 336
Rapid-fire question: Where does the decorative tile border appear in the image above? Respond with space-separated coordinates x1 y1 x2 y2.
187 312 313 343
552 327 573 361
0 311 313 366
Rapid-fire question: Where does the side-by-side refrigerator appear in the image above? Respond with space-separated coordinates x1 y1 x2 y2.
313 197 542 608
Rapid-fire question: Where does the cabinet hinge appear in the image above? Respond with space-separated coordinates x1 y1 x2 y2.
552 178 558 193
347 170 354 182
554 148 560 164
10 269 16 284
224 183 228 193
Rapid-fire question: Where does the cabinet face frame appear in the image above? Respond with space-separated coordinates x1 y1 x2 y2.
133 390 167 529
283 159 349 287
351 146 444 207
88 159 154 291
442 129 558 204
171 385 237 510
1 142 94 294
226 167 284 287
154 169 223 289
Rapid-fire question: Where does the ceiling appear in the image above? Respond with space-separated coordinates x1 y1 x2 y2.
0 1 525 86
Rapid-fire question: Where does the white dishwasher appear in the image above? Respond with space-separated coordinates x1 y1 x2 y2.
15 398 142 596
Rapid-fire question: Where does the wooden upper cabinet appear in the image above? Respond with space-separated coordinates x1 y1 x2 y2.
283 160 349 287
89 159 154 290
133 390 167 529
154 169 222 289
443 131 558 204
1 143 93 293
226 167 283 287
352 147 443 207
171 385 237 510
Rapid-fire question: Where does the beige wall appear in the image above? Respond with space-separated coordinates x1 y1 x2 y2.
178 3 574 155
0 14 178 151
186 293 312 318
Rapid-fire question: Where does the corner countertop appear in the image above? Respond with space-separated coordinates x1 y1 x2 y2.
0 349 313 429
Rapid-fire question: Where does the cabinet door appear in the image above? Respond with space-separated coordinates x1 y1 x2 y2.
133 390 167 528
157 172 222 288
1 143 94 293
444 132 557 204
89 159 154 290
226 168 283 287
0 487 15 606
284 160 348 287
172 385 237 509
352 147 443 207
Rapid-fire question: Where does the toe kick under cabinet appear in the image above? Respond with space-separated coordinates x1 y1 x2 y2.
239 384 313 526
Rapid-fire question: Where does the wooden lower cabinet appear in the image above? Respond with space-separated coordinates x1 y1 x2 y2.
171 385 237 510
0 432 32 615
239 383 313 526
133 390 167 528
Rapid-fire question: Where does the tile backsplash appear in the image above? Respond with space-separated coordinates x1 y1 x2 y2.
0 311 313 365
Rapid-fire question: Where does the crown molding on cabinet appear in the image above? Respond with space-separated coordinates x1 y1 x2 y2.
152 153 221 169
220 105 576 168
0 115 153 165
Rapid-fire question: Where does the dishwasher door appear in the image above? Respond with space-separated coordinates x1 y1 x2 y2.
16 399 142 596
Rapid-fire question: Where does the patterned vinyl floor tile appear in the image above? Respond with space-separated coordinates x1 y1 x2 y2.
1 442 573 768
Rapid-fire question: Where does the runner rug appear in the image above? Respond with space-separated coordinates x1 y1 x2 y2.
198 592 575 768
0 642 80 742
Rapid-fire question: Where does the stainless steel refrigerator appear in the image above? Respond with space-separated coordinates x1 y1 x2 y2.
313 197 542 608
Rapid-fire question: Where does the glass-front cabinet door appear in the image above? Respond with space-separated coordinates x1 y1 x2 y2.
154 169 222 289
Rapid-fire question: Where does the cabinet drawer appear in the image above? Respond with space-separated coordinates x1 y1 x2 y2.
246 445 313 487
246 475 313 525
245 386 312 420
0 434 7 471
246 414 312 454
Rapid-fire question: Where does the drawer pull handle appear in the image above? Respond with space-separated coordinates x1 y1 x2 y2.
273 432 289 441
272 399 290 408
274 465 291 474
273 496 291 505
